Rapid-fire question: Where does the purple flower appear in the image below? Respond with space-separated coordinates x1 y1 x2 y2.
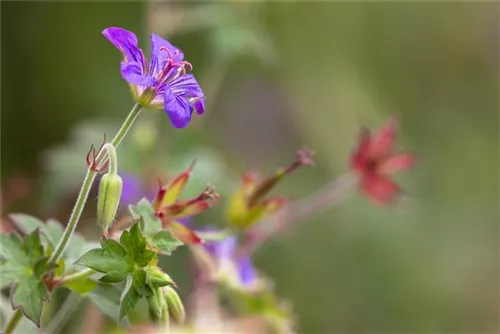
120 172 152 206
103 27 205 128
205 235 257 287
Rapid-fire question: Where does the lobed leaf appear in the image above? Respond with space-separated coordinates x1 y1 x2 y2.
75 249 130 274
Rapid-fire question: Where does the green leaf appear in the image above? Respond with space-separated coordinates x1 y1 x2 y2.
9 214 62 249
101 238 127 257
120 223 156 267
119 276 139 321
22 230 44 263
10 275 49 327
75 249 130 274
99 271 128 284
0 260 26 287
33 257 57 278
87 284 130 327
0 233 27 263
65 278 97 295
150 231 183 255
3 231 59 326
44 219 64 246
9 214 45 235
132 269 153 297
129 198 161 234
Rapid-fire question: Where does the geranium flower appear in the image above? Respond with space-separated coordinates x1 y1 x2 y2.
205 236 257 287
153 163 219 244
103 27 205 128
351 119 416 204
120 172 156 206
227 147 315 228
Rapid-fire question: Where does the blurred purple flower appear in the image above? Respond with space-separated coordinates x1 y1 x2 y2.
205 235 257 287
120 172 155 206
103 27 205 128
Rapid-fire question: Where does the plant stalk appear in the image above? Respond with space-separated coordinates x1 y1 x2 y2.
48 103 143 265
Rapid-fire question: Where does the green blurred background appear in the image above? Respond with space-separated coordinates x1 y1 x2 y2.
1 1 498 333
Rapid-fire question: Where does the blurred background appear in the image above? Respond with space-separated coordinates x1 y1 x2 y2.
1 1 499 333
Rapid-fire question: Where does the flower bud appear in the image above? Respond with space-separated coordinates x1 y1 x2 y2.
146 266 175 288
146 287 165 322
163 286 185 324
97 173 123 231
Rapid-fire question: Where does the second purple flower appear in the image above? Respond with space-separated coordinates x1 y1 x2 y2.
103 27 205 128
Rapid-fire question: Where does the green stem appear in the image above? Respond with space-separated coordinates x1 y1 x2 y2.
56 268 95 285
48 103 143 265
4 309 22 334
102 143 118 175
42 293 81 334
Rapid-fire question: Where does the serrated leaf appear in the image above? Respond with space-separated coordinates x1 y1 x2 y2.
120 223 156 267
150 231 183 255
65 278 97 295
75 249 130 274
2 230 56 327
129 198 161 234
22 230 43 262
10 275 49 327
0 261 26 287
64 237 97 273
136 249 156 267
33 257 57 278
9 214 45 234
0 233 27 263
119 276 139 321
132 269 153 297
87 284 130 327
99 271 128 284
9 214 63 249
101 238 127 257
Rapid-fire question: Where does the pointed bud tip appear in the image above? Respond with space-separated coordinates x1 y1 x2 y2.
297 146 316 167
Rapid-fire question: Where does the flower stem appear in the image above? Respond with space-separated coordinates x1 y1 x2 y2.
4 309 22 334
102 143 118 175
48 103 143 265
244 173 358 255
56 268 95 285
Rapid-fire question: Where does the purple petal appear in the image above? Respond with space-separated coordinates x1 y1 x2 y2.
163 88 192 128
150 34 184 75
237 255 256 286
102 27 146 67
168 74 204 98
205 236 237 263
193 97 205 115
120 62 155 86
120 172 151 206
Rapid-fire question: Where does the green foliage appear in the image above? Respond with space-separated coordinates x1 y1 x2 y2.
0 231 56 326
9 214 96 273
75 223 176 321
87 284 131 328
65 278 98 295
129 199 184 255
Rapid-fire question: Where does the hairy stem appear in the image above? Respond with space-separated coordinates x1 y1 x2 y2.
48 103 143 265
4 309 22 334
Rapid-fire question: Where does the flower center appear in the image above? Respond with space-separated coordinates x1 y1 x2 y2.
154 46 193 87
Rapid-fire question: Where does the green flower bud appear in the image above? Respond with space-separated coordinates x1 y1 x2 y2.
146 266 175 288
97 173 123 231
147 286 165 322
164 286 185 324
